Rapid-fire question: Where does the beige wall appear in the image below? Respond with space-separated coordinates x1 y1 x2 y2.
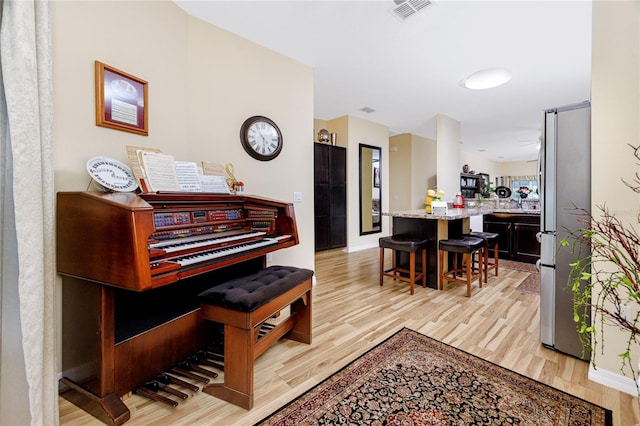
389 134 412 211
52 0 314 369
497 160 537 178
411 135 437 210
346 115 390 250
460 151 500 187
590 0 639 390
389 133 436 211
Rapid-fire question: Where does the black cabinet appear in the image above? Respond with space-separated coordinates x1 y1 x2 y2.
483 213 540 263
314 144 346 251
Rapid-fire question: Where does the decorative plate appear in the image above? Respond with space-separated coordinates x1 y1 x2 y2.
495 186 512 198
86 156 138 192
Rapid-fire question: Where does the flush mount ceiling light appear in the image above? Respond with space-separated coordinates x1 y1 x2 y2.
463 68 512 90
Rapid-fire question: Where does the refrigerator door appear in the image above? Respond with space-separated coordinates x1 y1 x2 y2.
539 232 556 267
552 103 591 360
540 110 557 233
539 265 555 347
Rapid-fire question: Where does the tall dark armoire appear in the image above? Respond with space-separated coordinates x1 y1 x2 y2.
314 143 347 251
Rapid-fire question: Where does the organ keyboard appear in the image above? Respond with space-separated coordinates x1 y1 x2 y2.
56 191 300 424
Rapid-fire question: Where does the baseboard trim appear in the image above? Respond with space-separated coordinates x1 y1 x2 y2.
347 242 378 253
588 364 639 397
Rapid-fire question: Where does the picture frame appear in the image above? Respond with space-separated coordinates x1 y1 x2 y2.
373 166 380 188
95 61 148 136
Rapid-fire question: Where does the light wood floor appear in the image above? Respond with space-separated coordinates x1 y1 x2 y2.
59 248 640 425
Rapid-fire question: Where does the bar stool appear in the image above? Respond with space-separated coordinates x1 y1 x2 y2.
464 231 499 283
379 235 429 295
438 236 485 297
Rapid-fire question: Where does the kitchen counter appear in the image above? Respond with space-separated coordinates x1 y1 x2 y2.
383 207 540 219
384 207 541 288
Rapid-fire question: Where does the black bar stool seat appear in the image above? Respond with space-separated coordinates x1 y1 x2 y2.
438 236 485 297
464 231 499 282
379 235 429 295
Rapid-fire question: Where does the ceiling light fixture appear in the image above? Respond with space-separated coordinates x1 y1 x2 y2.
463 68 512 90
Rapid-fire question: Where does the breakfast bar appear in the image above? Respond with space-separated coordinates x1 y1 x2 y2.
383 207 541 289
383 208 480 289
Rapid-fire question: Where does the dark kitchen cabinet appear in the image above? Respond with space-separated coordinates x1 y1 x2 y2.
314 144 346 251
483 213 540 263
460 172 489 199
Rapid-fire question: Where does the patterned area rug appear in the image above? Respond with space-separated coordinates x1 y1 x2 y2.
256 328 611 425
501 260 540 295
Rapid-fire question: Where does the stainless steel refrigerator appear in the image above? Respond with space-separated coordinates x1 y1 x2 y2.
537 101 591 360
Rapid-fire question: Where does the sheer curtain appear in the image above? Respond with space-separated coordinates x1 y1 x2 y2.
0 1 57 425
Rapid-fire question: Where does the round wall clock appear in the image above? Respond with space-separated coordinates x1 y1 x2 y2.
86 156 138 192
240 116 283 161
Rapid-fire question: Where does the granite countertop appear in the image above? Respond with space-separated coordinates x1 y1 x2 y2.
383 208 540 220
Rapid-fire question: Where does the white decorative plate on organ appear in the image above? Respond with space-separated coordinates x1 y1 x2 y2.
86 156 138 192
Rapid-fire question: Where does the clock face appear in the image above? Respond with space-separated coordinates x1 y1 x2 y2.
240 116 283 161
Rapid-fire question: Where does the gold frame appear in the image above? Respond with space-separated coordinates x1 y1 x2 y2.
95 61 148 136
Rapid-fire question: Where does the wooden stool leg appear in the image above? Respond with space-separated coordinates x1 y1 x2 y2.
484 245 489 283
478 249 483 289
421 248 427 288
409 251 416 295
465 253 472 297
438 249 444 290
494 243 499 276
379 247 384 287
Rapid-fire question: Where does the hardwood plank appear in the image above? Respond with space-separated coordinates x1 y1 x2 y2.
59 248 640 425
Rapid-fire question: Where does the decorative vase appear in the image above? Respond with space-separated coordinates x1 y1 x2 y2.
519 193 528 199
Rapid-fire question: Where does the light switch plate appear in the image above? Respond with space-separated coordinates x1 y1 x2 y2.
293 192 303 203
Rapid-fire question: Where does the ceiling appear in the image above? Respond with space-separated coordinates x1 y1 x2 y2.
173 0 592 162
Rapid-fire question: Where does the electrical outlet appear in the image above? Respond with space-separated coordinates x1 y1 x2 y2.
266 253 273 262
620 304 632 321
614 303 632 321
293 192 303 203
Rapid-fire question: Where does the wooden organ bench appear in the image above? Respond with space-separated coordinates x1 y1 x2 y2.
197 265 313 409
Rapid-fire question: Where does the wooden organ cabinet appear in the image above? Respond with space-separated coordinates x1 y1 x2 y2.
56 192 300 424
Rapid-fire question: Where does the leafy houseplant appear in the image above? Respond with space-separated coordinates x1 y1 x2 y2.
563 144 640 393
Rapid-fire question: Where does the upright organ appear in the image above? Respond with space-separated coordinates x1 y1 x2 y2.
56 191 300 424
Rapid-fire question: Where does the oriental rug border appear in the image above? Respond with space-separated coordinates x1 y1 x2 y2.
255 328 612 425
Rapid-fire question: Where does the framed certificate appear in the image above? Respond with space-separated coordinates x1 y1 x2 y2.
95 61 148 136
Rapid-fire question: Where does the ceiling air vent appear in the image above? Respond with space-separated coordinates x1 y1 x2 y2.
390 0 433 21
360 107 376 114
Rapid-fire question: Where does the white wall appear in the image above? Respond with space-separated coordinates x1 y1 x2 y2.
436 114 461 202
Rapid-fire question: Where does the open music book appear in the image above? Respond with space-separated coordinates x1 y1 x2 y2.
126 146 230 194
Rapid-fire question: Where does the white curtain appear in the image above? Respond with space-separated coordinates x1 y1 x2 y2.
0 1 57 425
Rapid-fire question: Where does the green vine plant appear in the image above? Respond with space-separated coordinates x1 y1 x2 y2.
561 144 640 394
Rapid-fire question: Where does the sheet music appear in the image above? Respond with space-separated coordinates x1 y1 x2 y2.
138 151 180 192
175 161 202 192
202 161 225 176
126 145 162 190
199 175 231 193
